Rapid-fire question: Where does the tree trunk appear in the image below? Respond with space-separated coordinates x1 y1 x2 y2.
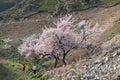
52 54 59 68
54 57 58 68
62 49 71 66
62 53 66 65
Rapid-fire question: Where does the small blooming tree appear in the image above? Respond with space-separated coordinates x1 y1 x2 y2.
18 15 100 67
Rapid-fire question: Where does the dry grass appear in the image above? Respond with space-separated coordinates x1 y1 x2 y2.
100 22 120 42
0 4 120 39
0 18 53 39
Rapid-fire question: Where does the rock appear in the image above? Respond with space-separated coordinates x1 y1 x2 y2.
42 43 120 80
97 62 104 68
104 56 112 63
106 48 114 54
105 44 120 55
112 51 120 57
113 52 118 57
93 60 104 65
117 75 120 80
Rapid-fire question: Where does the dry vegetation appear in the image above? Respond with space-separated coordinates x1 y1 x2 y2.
0 4 120 39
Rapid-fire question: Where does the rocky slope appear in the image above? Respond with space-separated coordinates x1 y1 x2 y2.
41 35 120 80
39 4 120 80
81 40 120 80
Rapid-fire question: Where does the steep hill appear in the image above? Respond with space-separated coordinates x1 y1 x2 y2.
0 1 120 80
0 0 120 21
0 4 120 40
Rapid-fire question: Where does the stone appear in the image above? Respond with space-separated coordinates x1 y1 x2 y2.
104 56 112 63
93 60 104 65
113 51 120 58
106 48 113 54
113 52 118 57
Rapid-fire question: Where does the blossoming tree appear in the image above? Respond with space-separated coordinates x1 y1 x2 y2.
18 15 100 67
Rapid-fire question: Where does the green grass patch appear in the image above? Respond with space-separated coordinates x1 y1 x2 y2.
0 57 45 80
100 21 120 42
0 39 45 80
37 0 57 13
0 59 20 80
100 0 120 7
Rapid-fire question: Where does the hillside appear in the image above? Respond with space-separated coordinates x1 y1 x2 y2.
0 58 22 80
0 1 120 80
0 4 120 40
0 57 42 80
0 0 120 20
